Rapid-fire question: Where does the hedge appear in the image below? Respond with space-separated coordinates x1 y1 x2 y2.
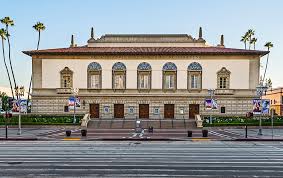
203 116 283 127
0 115 82 125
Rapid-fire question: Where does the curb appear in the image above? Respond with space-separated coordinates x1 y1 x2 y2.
0 137 38 141
233 138 283 141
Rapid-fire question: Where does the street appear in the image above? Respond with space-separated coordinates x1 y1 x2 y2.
0 141 283 177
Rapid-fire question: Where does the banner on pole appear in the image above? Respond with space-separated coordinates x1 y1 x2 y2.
205 99 218 110
262 99 270 115
252 99 261 114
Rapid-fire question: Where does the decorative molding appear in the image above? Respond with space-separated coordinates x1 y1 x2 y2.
137 62 152 70
162 62 177 71
188 62 202 71
112 62 126 70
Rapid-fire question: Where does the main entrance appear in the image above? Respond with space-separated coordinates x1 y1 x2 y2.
164 104 174 119
89 104 99 118
189 104 199 119
114 104 124 118
139 104 149 119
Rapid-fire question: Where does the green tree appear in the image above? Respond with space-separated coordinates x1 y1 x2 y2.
247 29 255 50
250 38 257 50
240 32 249 49
0 28 14 99
263 42 274 81
27 22 46 111
266 78 272 89
0 17 17 97
1 92 9 111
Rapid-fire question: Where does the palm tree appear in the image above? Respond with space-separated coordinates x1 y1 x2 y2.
0 28 14 99
33 22 46 50
250 38 257 50
240 32 249 49
247 29 255 50
27 22 46 111
262 42 274 82
0 17 17 98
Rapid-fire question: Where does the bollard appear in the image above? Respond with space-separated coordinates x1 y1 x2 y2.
66 130 71 137
245 125 248 138
187 130 192 137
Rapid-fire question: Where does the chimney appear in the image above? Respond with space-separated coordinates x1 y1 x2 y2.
87 27 96 44
197 27 205 42
70 34 76 47
217 35 225 48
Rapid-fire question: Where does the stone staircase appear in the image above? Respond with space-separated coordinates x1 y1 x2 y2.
88 119 197 129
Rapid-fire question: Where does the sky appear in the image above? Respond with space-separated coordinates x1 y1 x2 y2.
0 0 282 90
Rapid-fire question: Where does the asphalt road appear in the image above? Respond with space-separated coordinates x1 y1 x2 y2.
0 141 283 177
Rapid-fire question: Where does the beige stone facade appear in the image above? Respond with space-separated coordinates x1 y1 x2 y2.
24 29 268 119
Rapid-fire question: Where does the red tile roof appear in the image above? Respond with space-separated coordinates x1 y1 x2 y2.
23 46 269 56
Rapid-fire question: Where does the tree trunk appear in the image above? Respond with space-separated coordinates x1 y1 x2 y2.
6 25 17 99
244 42 246 50
263 51 270 81
37 31 40 50
1 38 15 99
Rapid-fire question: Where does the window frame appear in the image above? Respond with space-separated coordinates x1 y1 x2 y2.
217 67 231 89
60 67 73 88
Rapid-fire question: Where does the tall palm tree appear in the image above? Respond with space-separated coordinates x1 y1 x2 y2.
263 42 274 82
250 38 257 50
0 17 17 97
247 29 255 50
240 32 249 49
27 22 46 110
33 22 46 50
0 28 14 99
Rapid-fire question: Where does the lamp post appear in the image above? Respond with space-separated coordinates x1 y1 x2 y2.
15 86 25 135
71 88 79 124
256 82 268 136
208 89 215 124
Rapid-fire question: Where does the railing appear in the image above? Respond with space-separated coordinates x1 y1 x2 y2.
56 88 73 94
214 89 234 95
81 113 91 129
195 114 203 128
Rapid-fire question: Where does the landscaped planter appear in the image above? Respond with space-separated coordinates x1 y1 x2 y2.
202 129 208 137
187 130 192 137
81 129 87 137
66 130 71 137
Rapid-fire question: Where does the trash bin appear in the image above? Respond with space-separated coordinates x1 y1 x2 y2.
148 126 154 133
66 130 71 137
202 129 208 137
187 130 192 137
81 129 87 137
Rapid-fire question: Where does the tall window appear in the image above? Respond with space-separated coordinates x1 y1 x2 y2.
188 62 202 90
217 67 231 89
87 62 102 89
137 62 151 90
60 67 73 88
112 62 126 90
163 62 177 90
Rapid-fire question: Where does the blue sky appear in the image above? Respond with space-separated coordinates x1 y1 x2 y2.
0 0 282 89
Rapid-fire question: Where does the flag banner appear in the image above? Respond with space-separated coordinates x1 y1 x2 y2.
69 97 80 110
253 99 261 114
212 99 218 110
205 99 212 110
262 99 270 115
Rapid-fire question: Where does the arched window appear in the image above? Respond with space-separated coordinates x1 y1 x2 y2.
137 62 151 90
87 62 102 89
162 62 177 90
217 67 231 89
112 62 126 90
60 67 73 88
188 62 202 90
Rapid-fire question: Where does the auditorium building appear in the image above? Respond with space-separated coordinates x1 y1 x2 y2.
23 27 268 119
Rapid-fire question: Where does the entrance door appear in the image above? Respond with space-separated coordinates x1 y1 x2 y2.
189 104 199 119
164 104 174 119
139 104 149 119
114 104 124 118
89 104 99 118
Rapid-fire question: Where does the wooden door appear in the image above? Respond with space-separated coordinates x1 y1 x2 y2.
89 104 99 118
189 104 199 119
164 104 174 119
139 104 149 119
114 104 124 118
